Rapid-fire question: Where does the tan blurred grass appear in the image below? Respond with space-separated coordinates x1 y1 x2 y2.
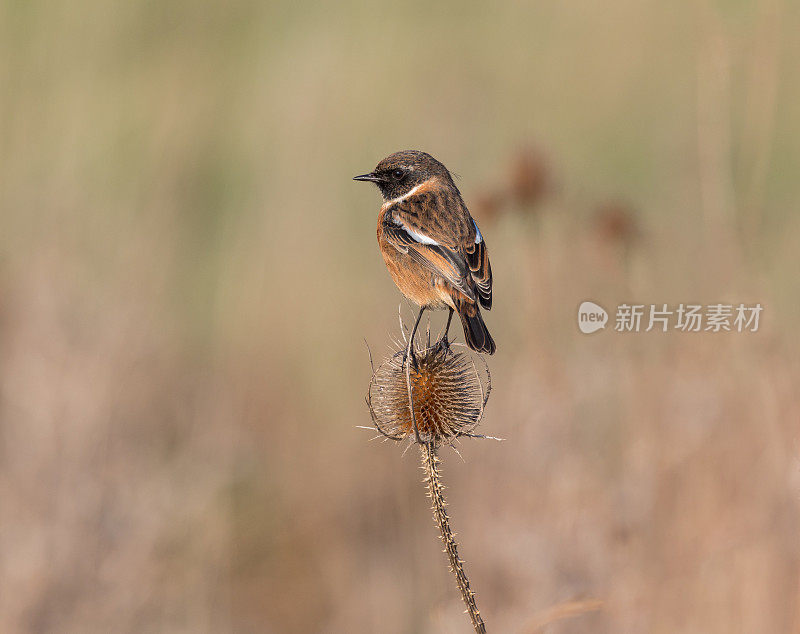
1 1 799 632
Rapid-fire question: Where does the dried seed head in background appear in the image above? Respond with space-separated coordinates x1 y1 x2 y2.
509 145 551 208
594 200 640 246
472 188 507 224
367 339 490 446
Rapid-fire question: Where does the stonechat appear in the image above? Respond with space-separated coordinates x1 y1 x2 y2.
355 150 495 355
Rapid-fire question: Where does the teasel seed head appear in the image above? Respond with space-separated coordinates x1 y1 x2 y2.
508 144 551 209
594 199 640 246
366 338 491 447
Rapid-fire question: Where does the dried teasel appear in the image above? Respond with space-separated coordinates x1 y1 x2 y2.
364 321 494 633
594 200 640 246
471 187 507 225
366 336 491 447
508 144 551 208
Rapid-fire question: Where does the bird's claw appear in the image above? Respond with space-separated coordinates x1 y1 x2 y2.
435 333 452 356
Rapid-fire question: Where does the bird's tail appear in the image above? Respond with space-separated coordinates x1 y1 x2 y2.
455 299 496 354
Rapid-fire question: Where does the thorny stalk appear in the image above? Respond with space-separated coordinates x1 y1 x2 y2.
421 440 486 633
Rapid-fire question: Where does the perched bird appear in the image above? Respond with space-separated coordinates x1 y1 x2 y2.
355 150 495 355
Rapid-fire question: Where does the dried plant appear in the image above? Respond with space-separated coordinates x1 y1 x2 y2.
367 338 490 445
365 320 493 633
421 441 486 633
472 188 507 224
594 200 640 247
472 144 553 227
508 145 551 209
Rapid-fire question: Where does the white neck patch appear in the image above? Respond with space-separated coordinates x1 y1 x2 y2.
382 179 431 208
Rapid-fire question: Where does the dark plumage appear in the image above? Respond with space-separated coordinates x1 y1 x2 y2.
355 150 495 354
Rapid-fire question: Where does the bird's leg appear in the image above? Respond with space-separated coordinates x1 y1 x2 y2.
403 306 425 372
439 307 454 353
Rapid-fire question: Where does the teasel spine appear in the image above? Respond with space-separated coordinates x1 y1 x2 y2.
421 441 486 634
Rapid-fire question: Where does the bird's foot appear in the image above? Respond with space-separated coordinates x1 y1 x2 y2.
434 331 453 356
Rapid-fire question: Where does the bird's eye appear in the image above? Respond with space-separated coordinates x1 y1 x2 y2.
392 168 405 180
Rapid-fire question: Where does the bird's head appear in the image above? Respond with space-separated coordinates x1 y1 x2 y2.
354 150 453 201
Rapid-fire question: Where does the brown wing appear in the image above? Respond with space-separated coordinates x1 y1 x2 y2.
381 211 476 303
463 219 492 310
384 184 492 308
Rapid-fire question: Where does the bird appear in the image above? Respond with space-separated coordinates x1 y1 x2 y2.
354 150 495 357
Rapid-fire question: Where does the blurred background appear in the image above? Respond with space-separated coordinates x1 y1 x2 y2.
1 1 799 632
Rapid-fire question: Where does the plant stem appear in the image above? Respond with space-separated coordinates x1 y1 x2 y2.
421 442 486 633
405 333 422 443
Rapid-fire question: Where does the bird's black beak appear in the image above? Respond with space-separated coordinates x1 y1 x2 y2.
353 172 384 183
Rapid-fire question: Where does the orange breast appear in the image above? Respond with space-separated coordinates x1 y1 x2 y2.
377 210 453 309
